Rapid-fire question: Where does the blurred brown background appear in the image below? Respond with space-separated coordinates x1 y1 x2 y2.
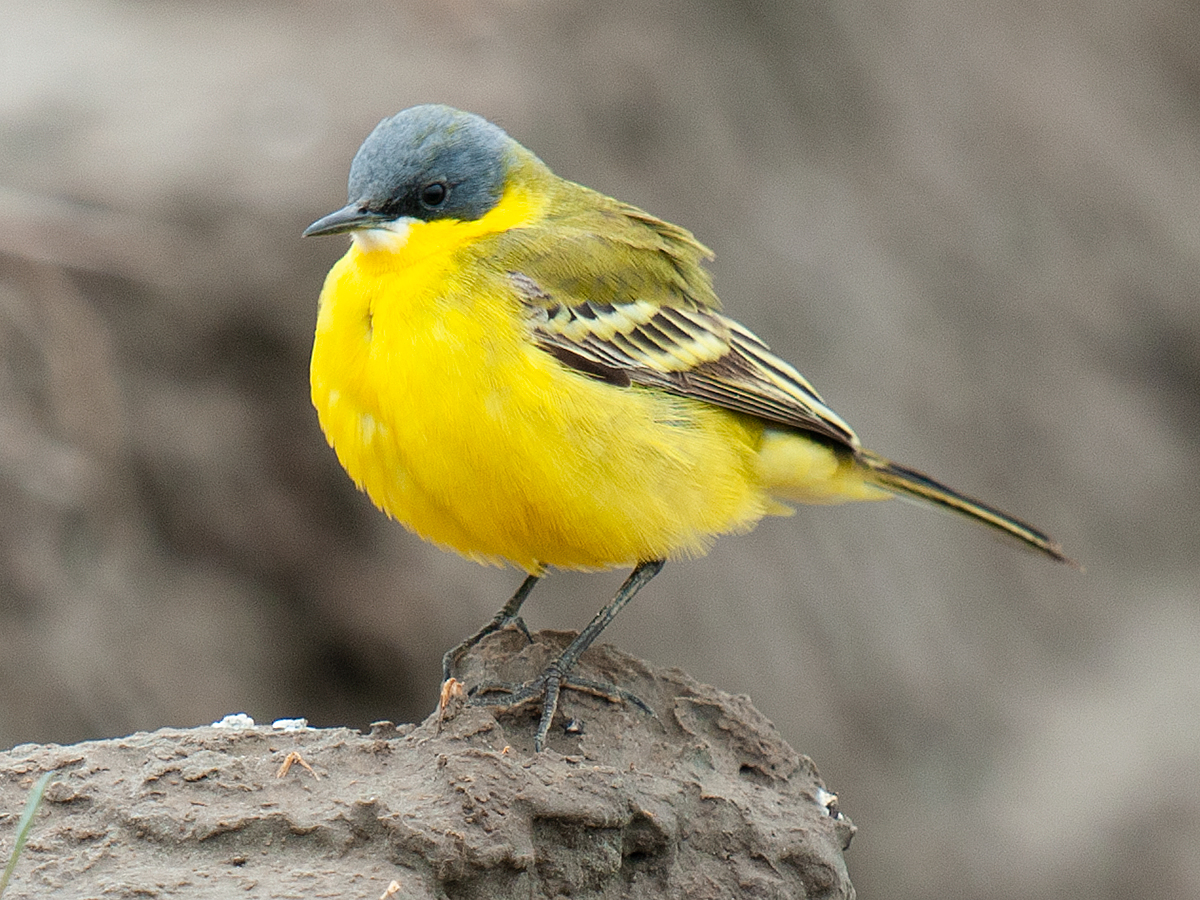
2 1 1198 897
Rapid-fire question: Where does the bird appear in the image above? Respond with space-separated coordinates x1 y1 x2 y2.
304 104 1072 751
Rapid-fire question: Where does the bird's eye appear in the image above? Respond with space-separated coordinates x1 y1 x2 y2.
419 182 448 208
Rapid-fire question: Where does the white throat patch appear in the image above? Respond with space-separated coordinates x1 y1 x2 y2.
350 217 415 252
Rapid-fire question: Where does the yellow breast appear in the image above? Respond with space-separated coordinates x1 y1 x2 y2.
309 194 781 571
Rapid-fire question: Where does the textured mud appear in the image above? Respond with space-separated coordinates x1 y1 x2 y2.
0 633 854 899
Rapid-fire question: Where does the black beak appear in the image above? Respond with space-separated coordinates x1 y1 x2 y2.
303 203 391 237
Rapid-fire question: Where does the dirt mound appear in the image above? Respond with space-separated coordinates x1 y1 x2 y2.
0 632 854 899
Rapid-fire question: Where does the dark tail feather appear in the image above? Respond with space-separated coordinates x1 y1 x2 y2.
859 450 1077 567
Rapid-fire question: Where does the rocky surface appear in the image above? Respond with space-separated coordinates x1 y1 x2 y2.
0 633 854 899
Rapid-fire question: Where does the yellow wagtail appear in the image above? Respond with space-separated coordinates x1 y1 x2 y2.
305 104 1072 750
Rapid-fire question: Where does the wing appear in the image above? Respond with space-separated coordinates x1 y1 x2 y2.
518 283 860 448
483 190 860 448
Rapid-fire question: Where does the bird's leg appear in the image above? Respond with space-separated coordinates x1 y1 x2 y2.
441 569 543 683
472 559 665 751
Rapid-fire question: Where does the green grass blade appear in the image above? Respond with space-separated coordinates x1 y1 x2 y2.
0 771 54 898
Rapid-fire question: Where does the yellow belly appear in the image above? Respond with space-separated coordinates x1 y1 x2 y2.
311 242 782 571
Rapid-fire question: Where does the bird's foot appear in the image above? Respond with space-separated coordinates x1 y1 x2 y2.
470 658 653 752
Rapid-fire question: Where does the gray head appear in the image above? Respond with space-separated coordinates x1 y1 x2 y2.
304 105 515 236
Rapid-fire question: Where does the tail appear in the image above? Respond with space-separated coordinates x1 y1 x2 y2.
859 450 1077 566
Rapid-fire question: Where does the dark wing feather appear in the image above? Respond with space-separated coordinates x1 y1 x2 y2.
521 292 859 448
